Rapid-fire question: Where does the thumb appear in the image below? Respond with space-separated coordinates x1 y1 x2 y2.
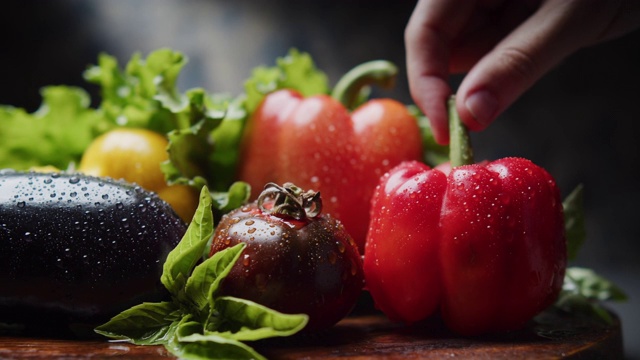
455 0 624 130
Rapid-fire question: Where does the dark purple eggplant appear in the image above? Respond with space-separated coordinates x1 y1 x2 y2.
0 170 187 334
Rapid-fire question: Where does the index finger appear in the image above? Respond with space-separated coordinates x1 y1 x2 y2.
405 0 479 144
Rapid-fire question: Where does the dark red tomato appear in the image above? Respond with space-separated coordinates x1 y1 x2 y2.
209 182 364 331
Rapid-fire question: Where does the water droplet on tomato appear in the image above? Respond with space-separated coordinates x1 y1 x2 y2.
350 258 358 276
328 251 337 265
256 273 268 291
243 254 251 266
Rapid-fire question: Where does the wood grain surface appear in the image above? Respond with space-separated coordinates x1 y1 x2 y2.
0 307 623 359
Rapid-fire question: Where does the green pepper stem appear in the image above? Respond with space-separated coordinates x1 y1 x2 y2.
448 95 474 167
331 60 398 111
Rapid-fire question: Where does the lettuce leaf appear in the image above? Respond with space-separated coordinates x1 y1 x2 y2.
160 90 245 193
84 48 188 134
244 48 329 114
0 86 108 170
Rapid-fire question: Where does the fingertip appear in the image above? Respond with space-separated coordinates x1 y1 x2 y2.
414 95 450 145
431 115 450 145
458 89 498 131
408 75 452 145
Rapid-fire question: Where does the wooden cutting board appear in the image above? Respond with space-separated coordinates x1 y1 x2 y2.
0 306 622 359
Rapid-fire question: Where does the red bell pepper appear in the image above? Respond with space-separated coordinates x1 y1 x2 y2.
238 61 423 251
364 98 567 335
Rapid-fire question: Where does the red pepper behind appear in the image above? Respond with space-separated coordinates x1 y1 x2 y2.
238 62 423 250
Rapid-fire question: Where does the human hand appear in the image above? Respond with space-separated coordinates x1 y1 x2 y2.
406 0 640 144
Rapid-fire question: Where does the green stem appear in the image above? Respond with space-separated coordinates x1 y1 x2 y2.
448 95 474 167
331 60 398 111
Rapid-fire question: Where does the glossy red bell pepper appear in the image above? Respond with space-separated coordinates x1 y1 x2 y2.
364 98 567 335
238 61 423 251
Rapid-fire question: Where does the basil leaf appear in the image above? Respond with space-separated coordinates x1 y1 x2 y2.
211 296 308 341
185 243 246 314
555 267 627 325
563 267 627 302
170 332 267 360
174 314 203 339
162 186 214 295
211 181 251 215
94 301 180 345
563 184 586 261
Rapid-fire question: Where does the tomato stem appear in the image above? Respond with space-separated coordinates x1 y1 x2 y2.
331 60 398 111
448 95 474 167
258 183 322 220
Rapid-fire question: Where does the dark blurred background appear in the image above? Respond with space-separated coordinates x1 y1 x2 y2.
1 0 639 357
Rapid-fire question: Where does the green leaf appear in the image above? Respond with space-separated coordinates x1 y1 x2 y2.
554 292 613 323
163 115 224 186
0 86 108 170
276 49 329 97
563 267 627 302
211 296 308 342
162 186 215 295
563 184 586 261
175 316 204 338
161 90 248 194
85 48 188 134
144 49 187 99
555 267 627 325
94 301 180 345
208 95 248 191
169 332 267 360
211 181 251 215
244 48 329 114
185 243 246 314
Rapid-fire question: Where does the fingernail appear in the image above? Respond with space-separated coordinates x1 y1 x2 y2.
465 90 498 127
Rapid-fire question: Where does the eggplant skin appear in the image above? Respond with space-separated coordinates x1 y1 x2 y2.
0 171 187 333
